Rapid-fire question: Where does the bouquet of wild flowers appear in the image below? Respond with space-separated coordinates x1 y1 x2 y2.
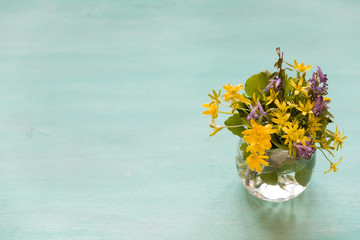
202 48 346 174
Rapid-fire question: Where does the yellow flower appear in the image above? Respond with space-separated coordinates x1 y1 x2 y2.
246 141 270 155
282 121 310 157
289 78 309 96
229 101 241 113
271 110 291 132
202 101 218 123
324 158 342 174
333 125 347 151
209 123 224 137
317 135 335 157
266 88 279 105
286 100 298 109
246 153 269 173
223 84 244 102
228 97 252 113
294 59 312 72
274 99 289 113
222 84 251 110
242 119 277 154
296 99 316 116
235 95 252 106
307 114 322 137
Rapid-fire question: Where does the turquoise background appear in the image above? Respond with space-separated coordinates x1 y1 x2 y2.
0 0 359 239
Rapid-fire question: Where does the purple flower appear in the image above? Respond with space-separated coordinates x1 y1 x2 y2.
310 66 328 97
247 104 259 121
257 102 267 117
263 77 283 92
317 66 328 86
312 96 326 116
263 83 272 92
308 66 330 117
246 101 268 121
311 72 316 87
294 140 316 160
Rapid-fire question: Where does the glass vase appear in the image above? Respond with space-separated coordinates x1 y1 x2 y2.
236 139 316 202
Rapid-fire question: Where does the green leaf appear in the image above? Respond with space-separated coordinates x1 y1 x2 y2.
260 172 278 185
261 166 276 173
283 77 295 101
278 163 296 174
244 71 270 97
263 69 272 79
243 150 250 162
224 115 246 137
319 109 334 125
295 167 312 187
240 143 248 152
239 142 250 161
306 157 316 170
320 117 328 134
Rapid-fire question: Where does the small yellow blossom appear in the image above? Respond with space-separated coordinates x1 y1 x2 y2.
274 99 289 113
307 114 322 137
333 125 347 151
282 121 310 157
324 157 342 174
296 99 316 116
289 78 309 96
271 110 291 132
202 101 218 123
209 123 224 137
222 84 251 109
229 101 241 113
246 153 269 173
236 95 252 106
246 141 270 155
317 135 335 157
242 119 277 154
294 59 312 72
286 100 298 109
228 97 252 113
208 89 222 103
223 84 244 102
266 88 279 105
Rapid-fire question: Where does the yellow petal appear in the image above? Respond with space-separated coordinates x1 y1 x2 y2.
294 59 299 67
202 109 211 115
202 103 210 108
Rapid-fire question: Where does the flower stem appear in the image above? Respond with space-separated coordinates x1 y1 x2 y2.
319 148 333 164
271 135 288 150
218 111 235 115
219 102 231 108
224 124 244 128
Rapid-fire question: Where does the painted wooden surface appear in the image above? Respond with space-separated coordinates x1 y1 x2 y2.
0 1 359 239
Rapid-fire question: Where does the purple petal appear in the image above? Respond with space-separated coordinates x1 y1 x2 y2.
246 102 267 121
275 77 283 89
246 104 259 121
294 141 316 159
257 101 268 118
312 97 326 116
263 82 273 92
263 77 283 92
317 66 328 86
